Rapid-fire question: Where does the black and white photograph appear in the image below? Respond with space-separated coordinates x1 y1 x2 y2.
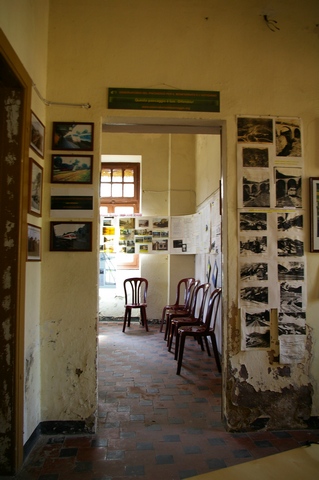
240 262 268 282
275 118 302 157
237 117 273 143
275 167 302 208
280 282 303 314
240 212 267 231
240 286 268 306
242 147 269 168
278 312 306 336
246 329 270 349
277 212 303 232
245 309 270 327
277 237 304 257
278 260 304 281
243 171 270 207
240 235 267 256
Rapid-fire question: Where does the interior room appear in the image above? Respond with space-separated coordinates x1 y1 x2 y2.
1 0 319 478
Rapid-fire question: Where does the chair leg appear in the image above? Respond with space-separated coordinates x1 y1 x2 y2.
174 328 180 360
164 314 170 341
203 336 211 356
210 333 221 373
176 332 186 375
167 322 176 352
123 309 128 332
142 307 148 332
159 307 166 332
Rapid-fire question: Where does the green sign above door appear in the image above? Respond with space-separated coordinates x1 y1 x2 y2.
108 87 220 112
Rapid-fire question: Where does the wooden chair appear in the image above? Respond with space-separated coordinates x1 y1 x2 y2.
122 277 148 332
163 279 199 341
176 288 222 375
167 282 210 357
159 277 196 333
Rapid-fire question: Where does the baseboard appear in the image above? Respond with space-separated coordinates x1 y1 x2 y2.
23 420 93 460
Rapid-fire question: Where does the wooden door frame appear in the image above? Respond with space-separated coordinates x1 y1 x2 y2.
0 28 32 474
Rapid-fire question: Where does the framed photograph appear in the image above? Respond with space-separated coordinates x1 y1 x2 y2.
27 224 41 261
50 221 92 252
51 154 93 183
52 122 94 151
310 177 319 252
30 111 45 158
29 158 43 217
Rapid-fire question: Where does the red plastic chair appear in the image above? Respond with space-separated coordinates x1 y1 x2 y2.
163 279 199 341
159 277 196 334
167 282 210 357
122 277 148 332
176 288 222 375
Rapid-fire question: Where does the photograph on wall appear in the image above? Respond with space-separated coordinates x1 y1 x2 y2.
52 122 94 151
51 154 93 184
275 167 302 208
239 212 268 232
240 235 268 256
241 308 271 350
275 117 302 157
278 312 306 336
237 117 273 143
279 282 304 314
278 260 304 281
27 224 41 261
30 111 45 158
29 158 43 217
50 222 92 251
242 147 269 168
240 286 269 307
240 261 268 282
277 236 304 257
277 212 303 233
242 170 270 208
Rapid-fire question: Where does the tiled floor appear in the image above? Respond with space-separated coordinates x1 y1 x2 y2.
15 322 319 479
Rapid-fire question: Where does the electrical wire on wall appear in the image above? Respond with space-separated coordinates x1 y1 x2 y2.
32 82 91 108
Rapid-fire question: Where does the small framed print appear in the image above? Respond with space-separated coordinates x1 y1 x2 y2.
310 177 319 252
52 122 94 151
27 224 41 261
30 111 45 158
51 154 93 183
29 158 43 217
50 221 93 252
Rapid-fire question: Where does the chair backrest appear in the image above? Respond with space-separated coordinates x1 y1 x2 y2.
174 277 196 306
124 277 148 305
189 282 210 319
185 279 200 311
202 288 222 332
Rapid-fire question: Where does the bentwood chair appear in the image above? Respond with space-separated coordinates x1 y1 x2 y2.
159 277 196 333
164 279 199 341
167 282 210 357
176 288 222 375
122 277 148 332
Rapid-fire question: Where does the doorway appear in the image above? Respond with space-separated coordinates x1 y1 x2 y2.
99 119 225 333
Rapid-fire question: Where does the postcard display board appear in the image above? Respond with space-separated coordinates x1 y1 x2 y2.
237 116 306 364
100 199 219 257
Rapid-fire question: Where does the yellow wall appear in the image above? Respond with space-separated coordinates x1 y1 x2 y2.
1 0 319 441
